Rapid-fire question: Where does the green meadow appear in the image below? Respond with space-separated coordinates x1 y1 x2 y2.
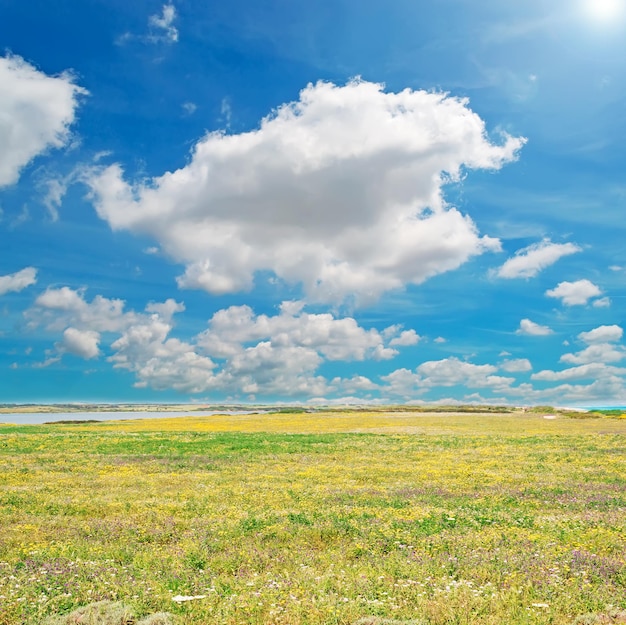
0 409 625 624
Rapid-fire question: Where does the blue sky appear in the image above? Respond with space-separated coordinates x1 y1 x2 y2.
1 0 626 406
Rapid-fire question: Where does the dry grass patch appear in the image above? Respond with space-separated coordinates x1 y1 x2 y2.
41 601 174 625
573 609 626 624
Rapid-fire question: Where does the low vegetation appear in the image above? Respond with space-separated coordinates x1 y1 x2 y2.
0 409 624 624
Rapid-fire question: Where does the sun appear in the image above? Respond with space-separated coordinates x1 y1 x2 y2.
585 0 624 20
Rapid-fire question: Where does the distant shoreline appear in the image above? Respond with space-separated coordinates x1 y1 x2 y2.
1 403 624 426
0 403 262 415
0 409 269 425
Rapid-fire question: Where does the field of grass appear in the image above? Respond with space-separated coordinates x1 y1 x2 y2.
0 409 625 624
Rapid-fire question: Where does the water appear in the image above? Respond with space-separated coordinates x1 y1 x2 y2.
0 410 262 425
579 405 626 411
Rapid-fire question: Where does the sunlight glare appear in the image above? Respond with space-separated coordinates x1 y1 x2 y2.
585 0 624 20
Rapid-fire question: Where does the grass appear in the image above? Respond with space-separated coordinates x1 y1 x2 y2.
0 409 625 624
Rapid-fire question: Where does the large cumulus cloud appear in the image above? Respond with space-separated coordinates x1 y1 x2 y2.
87 79 524 304
0 55 86 187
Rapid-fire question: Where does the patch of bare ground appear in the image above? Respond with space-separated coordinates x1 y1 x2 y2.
573 609 626 624
41 601 174 625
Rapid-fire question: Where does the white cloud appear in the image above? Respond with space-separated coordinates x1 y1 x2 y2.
381 368 426 397
516 318 553 336
336 375 380 394
592 297 611 308
555 324 626 368
30 286 134 332
382 357 515 397
110 317 217 392
532 363 626 382
145 299 185 320
545 279 602 306
434 337 447 344
182 102 197 116
32 355 61 369
41 179 66 221
196 301 402 362
381 324 401 340
416 358 514 389
560 343 626 365
220 98 232 128
495 239 581 279
578 324 623 344
504 373 626 405
212 343 328 397
0 267 37 296
0 55 86 187
26 289 411 397
110 296 406 397
389 329 420 347
60 327 101 359
86 79 524 305
148 4 178 43
28 288 218 392
529 377 626 405
500 358 532 372
39 174 75 221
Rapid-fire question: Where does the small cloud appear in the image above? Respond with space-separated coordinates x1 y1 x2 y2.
40 177 68 221
495 239 581 279
117 4 179 46
546 279 602 306
182 102 197 116
144 246 160 255
609 265 622 272
382 324 401 340
0 267 37 296
93 150 113 163
373 344 399 360
32 355 61 369
517 318 553 336
339 375 379 393
389 329 420 347
561 343 626 366
148 4 178 43
115 32 133 46
220 97 232 128
593 297 611 308
434 337 447 344
578 325 623 344
500 358 532 373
